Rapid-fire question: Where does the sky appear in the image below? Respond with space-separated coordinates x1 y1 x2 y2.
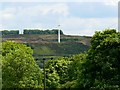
0 0 119 36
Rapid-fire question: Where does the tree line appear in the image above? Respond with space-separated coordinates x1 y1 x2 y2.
24 29 63 35
0 29 64 35
0 30 19 35
1 29 120 89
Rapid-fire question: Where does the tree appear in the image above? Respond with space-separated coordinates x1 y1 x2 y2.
46 70 60 88
23 29 64 35
2 41 43 88
78 29 120 89
68 54 87 81
45 57 71 88
61 53 87 88
1 30 19 35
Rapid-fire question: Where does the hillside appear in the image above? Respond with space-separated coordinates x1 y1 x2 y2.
2 34 91 58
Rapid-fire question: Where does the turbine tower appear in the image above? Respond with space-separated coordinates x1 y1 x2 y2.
58 25 60 43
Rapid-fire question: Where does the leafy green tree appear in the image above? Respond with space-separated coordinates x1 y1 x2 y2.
60 53 87 88
78 29 120 89
45 54 87 88
46 70 60 88
45 57 71 88
2 41 43 88
68 54 87 81
1 30 19 35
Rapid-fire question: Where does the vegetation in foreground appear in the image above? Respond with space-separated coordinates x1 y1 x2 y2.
1 29 120 89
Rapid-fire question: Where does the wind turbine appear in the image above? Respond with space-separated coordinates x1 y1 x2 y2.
58 25 60 43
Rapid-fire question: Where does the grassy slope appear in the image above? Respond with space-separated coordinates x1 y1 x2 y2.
2 34 91 58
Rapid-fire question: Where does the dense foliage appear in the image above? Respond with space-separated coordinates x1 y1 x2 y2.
1 30 19 35
2 41 43 88
77 29 120 89
44 54 87 88
2 29 120 89
44 29 120 89
24 29 63 35
45 57 71 88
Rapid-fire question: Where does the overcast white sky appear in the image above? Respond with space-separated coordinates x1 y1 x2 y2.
0 0 119 36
